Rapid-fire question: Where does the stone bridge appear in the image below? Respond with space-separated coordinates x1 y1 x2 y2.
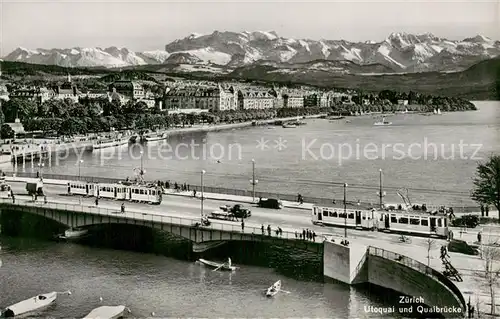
0 199 322 254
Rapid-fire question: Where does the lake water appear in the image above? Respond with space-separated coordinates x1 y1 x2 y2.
5 101 499 206
0 236 400 318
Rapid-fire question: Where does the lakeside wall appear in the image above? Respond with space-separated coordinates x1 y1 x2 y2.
323 242 466 317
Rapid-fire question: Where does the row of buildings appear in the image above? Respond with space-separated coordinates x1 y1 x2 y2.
2 72 351 113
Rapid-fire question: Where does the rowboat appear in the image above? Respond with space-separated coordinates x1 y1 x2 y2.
266 280 281 297
58 228 89 241
374 117 392 126
1 290 71 317
82 305 127 319
198 258 236 271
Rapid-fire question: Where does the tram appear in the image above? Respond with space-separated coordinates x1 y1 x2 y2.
312 205 449 238
67 181 162 204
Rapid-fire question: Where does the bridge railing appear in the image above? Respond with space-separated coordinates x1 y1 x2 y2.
4 171 479 211
368 246 466 312
0 197 317 242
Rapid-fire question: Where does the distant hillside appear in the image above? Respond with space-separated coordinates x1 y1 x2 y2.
0 60 106 76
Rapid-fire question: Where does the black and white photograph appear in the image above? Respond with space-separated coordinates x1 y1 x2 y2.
0 0 499 318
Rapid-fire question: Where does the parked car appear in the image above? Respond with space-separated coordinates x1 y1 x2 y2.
257 198 283 209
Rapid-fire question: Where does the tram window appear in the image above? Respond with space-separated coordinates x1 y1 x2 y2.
141 190 145 195
323 210 328 217
444 219 447 227
398 217 409 224
380 215 384 221
339 213 346 218
391 215 397 223
329 211 334 217
332 212 338 217
421 219 428 226
348 213 354 219
410 218 420 225
438 219 442 227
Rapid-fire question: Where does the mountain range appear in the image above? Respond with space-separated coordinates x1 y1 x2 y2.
3 31 500 74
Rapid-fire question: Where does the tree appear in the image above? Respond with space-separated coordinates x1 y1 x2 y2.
477 236 500 315
471 155 500 220
0 124 14 139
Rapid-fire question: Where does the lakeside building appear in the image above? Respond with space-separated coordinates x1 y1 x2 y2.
109 79 145 100
237 89 275 110
164 85 236 113
51 75 81 102
283 90 304 108
8 86 53 104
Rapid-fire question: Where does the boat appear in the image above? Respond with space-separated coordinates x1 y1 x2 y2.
198 258 236 271
92 137 129 150
266 280 281 297
374 117 392 126
57 228 89 241
282 123 297 128
82 305 127 319
1 291 71 318
140 131 167 143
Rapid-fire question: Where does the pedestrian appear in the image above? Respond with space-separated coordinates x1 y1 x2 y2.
261 225 265 235
44 195 47 204
478 231 482 244
278 227 282 236
480 204 485 217
166 181 170 189
275 228 279 236
267 225 271 236
295 231 298 238
485 206 490 217
313 231 316 242
95 197 99 206
241 220 245 231
187 184 190 191
12 194 15 204
302 229 306 240
121 203 125 213
193 189 197 197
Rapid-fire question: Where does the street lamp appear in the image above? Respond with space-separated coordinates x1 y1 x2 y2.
38 162 45 179
344 183 348 238
78 160 83 180
250 159 258 202
379 168 384 209
140 150 144 177
201 170 206 220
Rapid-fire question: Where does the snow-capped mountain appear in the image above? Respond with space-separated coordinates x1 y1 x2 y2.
3 31 500 73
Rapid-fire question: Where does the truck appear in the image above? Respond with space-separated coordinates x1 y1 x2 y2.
219 204 251 218
26 180 44 196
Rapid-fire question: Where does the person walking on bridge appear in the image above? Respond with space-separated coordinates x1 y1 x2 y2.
267 225 271 236
241 220 245 232
95 197 99 206
261 225 265 235
121 203 125 213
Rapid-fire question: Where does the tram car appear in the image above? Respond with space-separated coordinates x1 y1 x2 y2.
67 181 162 204
312 205 449 238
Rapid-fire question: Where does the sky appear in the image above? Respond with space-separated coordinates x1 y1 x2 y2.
1 0 499 55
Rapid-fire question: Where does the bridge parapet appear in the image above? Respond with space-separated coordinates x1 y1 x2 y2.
0 198 321 253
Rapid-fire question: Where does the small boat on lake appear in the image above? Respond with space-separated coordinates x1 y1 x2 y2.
282 123 297 128
374 117 392 126
57 228 89 241
266 280 281 297
198 258 236 271
1 291 71 318
82 305 127 319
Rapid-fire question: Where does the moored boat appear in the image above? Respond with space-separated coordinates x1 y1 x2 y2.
82 305 127 319
1 291 71 318
92 137 129 150
140 132 167 143
57 228 89 241
374 117 392 126
266 280 281 297
282 123 297 128
198 258 236 271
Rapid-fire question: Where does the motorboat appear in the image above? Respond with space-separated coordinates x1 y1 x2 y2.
57 228 89 241
282 123 297 128
374 117 392 126
82 305 127 319
266 280 281 297
140 132 167 143
198 258 236 271
1 291 71 317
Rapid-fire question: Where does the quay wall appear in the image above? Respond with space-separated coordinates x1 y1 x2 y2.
366 248 465 316
323 240 368 284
